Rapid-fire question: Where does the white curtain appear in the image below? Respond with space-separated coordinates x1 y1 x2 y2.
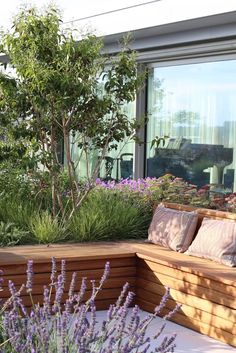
147 60 236 191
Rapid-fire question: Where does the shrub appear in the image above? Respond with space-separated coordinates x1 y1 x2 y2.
0 197 37 230
0 165 33 201
0 259 179 352
69 189 152 242
0 197 35 231
0 221 31 246
29 211 67 244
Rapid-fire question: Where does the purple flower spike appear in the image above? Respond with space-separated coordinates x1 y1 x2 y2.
1 258 178 352
99 261 110 287
60 259 66 286
0 270 4 291
26 260 33 293
154 287 170 315
50 257 57 284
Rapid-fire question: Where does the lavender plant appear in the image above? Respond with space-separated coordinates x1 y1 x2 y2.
0 259 179 353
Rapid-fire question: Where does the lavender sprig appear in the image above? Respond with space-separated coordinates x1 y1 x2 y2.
26 259 33 293
0 259 179 353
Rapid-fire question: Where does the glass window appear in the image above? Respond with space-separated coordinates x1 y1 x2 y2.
72 100 135 181
98 101 135 181
146 59 236 192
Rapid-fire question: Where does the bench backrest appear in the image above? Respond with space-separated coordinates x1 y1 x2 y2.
162 202 236 238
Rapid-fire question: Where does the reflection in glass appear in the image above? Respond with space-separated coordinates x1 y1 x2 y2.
98 101 135 181
146 60 236 192
71 100 135 181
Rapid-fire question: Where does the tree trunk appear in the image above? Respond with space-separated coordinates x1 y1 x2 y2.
50 122 65 218
62 121 77 214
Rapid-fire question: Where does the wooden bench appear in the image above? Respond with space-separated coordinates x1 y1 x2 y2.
0 205 236 347
0 242 137 310
133 202 236 348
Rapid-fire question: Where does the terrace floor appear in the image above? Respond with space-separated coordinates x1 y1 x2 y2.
95 310 235 352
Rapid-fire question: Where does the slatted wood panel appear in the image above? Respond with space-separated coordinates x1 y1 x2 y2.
134 243 236 285
137 297 236 347
0 242 136 310
1 234 236 347
163 202 236 233
136 202 236 348
136 255 236 347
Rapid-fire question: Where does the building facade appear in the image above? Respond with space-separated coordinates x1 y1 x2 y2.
1 10 236 191
103 11 236 192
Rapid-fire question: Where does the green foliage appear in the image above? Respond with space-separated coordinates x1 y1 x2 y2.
0 197 36 230
150 135 169 150
29 211 67 244
0 4 142 218
0 221 30 246
0 165 32 200
69 189 152 242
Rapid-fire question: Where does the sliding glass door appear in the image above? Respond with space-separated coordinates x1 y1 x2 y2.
146 59 236 191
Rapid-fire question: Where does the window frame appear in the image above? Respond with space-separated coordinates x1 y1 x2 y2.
134 45 236 179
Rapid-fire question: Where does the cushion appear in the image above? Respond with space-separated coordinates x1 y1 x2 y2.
148 205 198 252
186 217 236 267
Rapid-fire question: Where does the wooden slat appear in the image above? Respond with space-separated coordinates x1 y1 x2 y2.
137 266 236 309
8 287 134 308
1 266 136 287
1 257 136 276
1 277 136 298
163 202 236 237
136 297 236 347
163 202 236 220
137 258 236 297
136 288 236 335
136 277 236 322
0 242 136 266
1 238 236 348
134 244 236 286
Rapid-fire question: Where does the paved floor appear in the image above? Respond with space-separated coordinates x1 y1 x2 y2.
95 310 235 352
145 314 235 353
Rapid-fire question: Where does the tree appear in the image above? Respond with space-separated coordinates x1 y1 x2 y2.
0 5 142 218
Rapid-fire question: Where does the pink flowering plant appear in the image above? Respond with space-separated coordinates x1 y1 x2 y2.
95 174 236 211
95 174 212 208
0 259 179 353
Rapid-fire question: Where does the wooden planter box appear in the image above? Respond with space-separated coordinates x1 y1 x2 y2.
1 204 236 347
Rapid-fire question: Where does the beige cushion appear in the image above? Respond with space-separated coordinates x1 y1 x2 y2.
186 217 236 267
148 205 198 252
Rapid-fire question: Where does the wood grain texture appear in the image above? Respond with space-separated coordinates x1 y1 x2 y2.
137 258 236 297
136 288 236 334
0 242 137 310
137 265 236 308
0 242 136 265
136 298 236 347
136 277 236 322
0 231 236 347
134 244 236 285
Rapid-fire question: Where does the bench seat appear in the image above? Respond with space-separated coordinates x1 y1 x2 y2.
0 203 236 347
133 241 236 347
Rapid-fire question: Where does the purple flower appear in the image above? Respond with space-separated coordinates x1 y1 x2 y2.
26 259 33 293
154 287 170 314
99 261 110 288
50 257 57 285
60 259 66 287
0 270 4 291
1 259 178 352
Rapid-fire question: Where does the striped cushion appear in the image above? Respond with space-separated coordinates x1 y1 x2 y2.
148 205 198 252
186 217 236 267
